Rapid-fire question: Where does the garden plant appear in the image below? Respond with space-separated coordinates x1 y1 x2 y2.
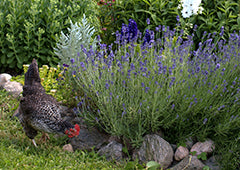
0 0 240 169
56 14 240 170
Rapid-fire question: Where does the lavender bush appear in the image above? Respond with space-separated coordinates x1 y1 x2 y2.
60 19 240 168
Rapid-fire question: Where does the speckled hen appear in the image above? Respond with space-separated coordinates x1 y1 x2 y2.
15 59 80 147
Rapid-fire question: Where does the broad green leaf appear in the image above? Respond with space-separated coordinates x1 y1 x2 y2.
7 57 15 64
217 7 226 13
1 55 6 64
17 61 23 69
146 161 161 170
217 12 222 19
7 52 14 58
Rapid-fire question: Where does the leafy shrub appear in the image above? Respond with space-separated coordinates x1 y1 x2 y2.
54 15 98 70
178 0 240 49
96 0 179 45
0 0 99 72
54 15 99 107
95 0 116 44
59 18 240 168
96 0 240 51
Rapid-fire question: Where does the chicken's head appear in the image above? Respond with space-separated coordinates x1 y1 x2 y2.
65 124 80 138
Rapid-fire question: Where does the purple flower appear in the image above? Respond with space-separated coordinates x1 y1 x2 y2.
128 19 138 40
203 118 208 124
143 29 150 45
63 63 69 68
80 62 85 68
193 24 198 31
72 70 76 77
105 83 110 89
176 15 180 22
216 63 220 69
145 87 150 93
220 26 224 36
121 23 128 34
121 19 138 42
147 18 150 25
122 111 126 117
179 57 183 63
70 58 75 64
97 35 101 41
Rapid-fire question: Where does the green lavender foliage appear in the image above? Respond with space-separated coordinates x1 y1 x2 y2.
54 14 98 68
0 0 99 72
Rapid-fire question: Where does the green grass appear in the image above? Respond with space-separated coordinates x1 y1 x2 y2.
0 90 127 170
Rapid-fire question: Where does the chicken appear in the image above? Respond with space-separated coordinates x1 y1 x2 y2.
14 59 80 147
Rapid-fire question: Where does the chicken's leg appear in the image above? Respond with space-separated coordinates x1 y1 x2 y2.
39 132 50 142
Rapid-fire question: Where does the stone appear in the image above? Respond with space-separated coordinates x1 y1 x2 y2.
0 73 12 86
3 81 23 96
63 144 74 152
169 155 205 170
203 155 222 170
174 146 189 161
190 139 215 156
185 137 195 150
70 126 109 152
171 144 177 151
97 141 123 161
133 134 173 168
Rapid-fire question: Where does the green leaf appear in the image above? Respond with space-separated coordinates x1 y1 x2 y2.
1 55 6 64
217 12 222 19
7 52 14 58
190 151 197 156
7 57 15 64
17 61 23 69
237 17 240 25
217 7 226 13
197 152 207 161
146 161 161 170
142 0 151 6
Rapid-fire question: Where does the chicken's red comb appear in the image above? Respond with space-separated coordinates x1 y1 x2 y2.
74 124 80 132
65 124 80 138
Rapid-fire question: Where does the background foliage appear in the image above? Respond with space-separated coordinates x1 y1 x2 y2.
0 0 99 73
97 0 240 48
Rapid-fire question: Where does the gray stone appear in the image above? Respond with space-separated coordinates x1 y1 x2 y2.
170 155 205 170
190 139 215 156
185 137 195 150
70 126 109 152
133 134 173 168
171 144 177 151
3 81 23 96
174 146 189 161
63 144 74 152
203 156 221 170
0 73 12 86
97 141 123 161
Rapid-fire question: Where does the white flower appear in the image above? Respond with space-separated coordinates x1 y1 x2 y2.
198 6 204 14
50 89 57 93
180 0 203 18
